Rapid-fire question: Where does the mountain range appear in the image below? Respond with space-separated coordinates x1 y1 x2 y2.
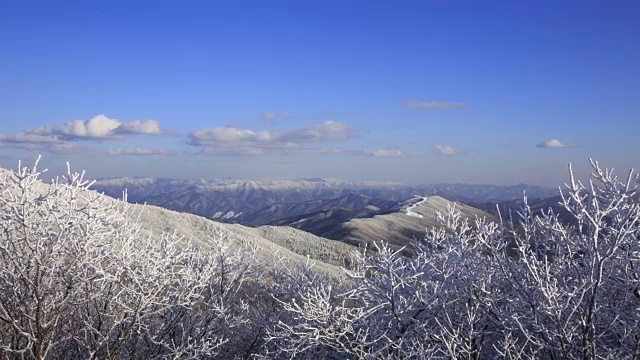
92 176 557 226
84 175 560 252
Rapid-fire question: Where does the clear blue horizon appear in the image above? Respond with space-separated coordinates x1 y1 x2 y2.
1 0 638 186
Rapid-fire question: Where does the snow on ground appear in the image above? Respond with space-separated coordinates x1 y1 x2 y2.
406 196 429 218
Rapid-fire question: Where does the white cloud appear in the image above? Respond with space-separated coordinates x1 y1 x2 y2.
28 115 119 139
0 115 167 154
27 115 165 140
0 133 82 153
191 128 268 144
367 149 424 157
188 121 354 156
402 100 466 110
117 120 163 135
285 121 351 142
537 139 571 148
433 145 459 156
109 148 170 156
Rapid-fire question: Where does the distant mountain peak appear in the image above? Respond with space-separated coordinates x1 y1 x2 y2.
303 177 327 183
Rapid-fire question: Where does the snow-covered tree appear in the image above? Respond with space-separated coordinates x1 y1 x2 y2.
0 157 259 359
267 160 640 359
494 161 640 359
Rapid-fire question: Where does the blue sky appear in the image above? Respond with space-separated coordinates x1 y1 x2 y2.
1 0 638 186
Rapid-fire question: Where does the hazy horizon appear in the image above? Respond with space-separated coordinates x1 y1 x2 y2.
1 1 638 187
